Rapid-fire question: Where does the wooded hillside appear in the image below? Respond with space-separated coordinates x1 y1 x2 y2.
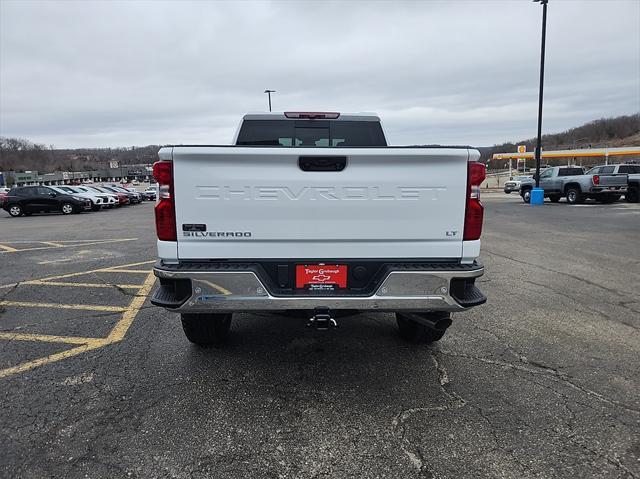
1 114 638 173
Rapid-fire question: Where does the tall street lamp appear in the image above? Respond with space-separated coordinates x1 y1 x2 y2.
264 89 276 112
532 0 548 203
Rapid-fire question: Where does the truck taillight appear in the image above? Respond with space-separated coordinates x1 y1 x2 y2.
593 174 600 186
152 161 176 241
464 162 486 241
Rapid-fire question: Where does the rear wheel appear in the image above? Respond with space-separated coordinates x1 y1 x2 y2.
8 204 23 217
61 202 74 215
521 188 532 203
626 186 639 203
181 313 232 346
396 312 451 343
549 195 561 203
565 187 583 205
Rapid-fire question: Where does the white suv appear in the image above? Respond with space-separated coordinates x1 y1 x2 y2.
50 185 115 211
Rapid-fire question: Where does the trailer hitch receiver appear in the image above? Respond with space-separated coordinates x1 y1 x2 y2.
308 307 337 330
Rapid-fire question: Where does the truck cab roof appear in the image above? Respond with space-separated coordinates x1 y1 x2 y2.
241 112 381 122
233 111 387 147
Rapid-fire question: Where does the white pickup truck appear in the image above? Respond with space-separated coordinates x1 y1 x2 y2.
150 112 486 345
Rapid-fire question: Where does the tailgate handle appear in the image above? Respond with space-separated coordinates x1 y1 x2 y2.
299 156 346 172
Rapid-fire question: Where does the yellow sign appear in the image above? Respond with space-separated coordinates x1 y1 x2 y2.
517 145 526 153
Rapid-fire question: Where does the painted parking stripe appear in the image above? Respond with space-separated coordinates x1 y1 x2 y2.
37 258 76 265
0 244 19 252
0 271 156 379
0 301 127 313
0 238 138 254
103 269 152 273
107 272 157 342
23 280 143 289
0 332 103 345
0 343 105 379
0 260 155 290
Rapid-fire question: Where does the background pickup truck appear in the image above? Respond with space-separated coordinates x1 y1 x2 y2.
519 166 627 204
150 112 487 346
585 163 640 203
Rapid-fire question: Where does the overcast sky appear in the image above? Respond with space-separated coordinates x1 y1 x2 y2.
0 0 638 148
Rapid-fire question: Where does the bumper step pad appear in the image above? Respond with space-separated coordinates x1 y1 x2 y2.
451 283 487 307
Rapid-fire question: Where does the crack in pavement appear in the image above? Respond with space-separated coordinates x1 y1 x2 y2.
475 405 531 475
391 348 466 476
432 345 638 477
437 349 640 415
562 431 640 479
484 248 639 300
0 281 21 303
469 323 531 365
523 279 639 331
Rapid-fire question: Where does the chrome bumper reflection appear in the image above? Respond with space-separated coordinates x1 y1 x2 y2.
154 264 484 313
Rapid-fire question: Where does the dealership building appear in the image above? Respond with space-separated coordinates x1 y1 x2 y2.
0 164 153 187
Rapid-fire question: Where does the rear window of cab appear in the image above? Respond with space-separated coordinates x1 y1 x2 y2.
236 120 387 147
558 168 584 176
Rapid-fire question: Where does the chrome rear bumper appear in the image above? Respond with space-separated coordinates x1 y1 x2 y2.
152 262 486 313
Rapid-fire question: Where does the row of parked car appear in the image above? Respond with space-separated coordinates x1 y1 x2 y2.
503 163 640 204
0 184 157 217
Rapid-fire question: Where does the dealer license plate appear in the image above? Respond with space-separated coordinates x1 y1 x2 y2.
295 264 347 291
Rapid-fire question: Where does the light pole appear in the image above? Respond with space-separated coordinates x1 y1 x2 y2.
532 0 548 199
264 89 276 112
572 136 589 167
572 137 589 150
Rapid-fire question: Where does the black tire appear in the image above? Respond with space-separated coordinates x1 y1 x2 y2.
521 188 532 204
504 190 511 194
626 186 639 203
8 204 23 217
181 313 232 346
565 187 583 205
396 312 451 343
91 203 100 212
60 202 75 215
549 195 561 203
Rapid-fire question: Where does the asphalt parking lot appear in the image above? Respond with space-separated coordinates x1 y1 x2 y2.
1 195 639 478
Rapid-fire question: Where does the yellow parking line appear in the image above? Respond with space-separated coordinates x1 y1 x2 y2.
103 269 152 273
24 280 143 289
37 258 75 265
101 260 156 269
0 301 127 313
0 238 134 244
0 272 156 379
0 342 106 379
18 260 155 283
0 332 103 345
40 241 65 247
107 272 156 343
0 260 156 290
0 260 155 288
0 238 138 254
0 244 19 252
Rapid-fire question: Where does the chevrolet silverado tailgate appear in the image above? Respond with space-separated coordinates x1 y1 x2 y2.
171 147 472 260
598 174 628 187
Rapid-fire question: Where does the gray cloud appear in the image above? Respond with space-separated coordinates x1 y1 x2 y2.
1 0 638 148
